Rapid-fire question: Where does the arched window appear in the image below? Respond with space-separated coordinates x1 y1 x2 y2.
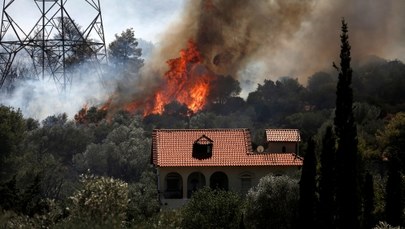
187 172 206 198
210 171 228 191
164 172 183 199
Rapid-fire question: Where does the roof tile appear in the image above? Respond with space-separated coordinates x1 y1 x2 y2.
152 129 302 167
266 129 301 142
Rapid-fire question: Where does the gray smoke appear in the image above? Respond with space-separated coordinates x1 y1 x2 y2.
3 0 404 119
144 0 405 92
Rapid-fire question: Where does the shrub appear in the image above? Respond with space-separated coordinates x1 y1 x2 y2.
244 174 299 229
181 186 243 229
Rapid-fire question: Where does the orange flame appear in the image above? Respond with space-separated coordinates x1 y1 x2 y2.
144 40 213 115
99 39 213 117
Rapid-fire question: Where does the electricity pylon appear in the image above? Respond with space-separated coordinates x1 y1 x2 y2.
0 0 107 92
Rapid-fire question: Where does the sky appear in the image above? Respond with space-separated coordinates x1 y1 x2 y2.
0 0 185 44
101 0 186 44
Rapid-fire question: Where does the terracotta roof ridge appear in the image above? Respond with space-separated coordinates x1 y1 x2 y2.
266 128 299 131
154 128 250 131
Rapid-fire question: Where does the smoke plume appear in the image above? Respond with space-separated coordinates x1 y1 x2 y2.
3 0 405 119
144 0 405 88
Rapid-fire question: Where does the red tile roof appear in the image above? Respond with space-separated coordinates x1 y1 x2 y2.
266 129 301 142
152 129 302 167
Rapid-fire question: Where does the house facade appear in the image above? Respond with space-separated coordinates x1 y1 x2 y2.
151 128 302 208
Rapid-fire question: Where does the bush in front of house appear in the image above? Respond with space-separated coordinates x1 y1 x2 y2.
181 186 243 229
244 174 300 229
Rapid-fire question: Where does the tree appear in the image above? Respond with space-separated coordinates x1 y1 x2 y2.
247 78 306 123
244 175 299 229
108 28 143 71
208 75 241 105
126 171 159 224
299 138 317 228
181 186 242 229
333 19 361 229
74 118 151 182
307 71 337 109
318 126 336 229
285 110 331 140
66 174 128 228
74 106 107 125
0 176 19 211
364 172 376 229
385 155 403 226
0 106 25 181
377 112 405 172
53 17 94 68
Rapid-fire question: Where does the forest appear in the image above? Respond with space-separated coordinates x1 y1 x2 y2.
1 21 405 228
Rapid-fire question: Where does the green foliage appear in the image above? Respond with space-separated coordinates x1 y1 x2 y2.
244 174 299 229
354 102 384 159
127 171 160 223
318 126 336 229
74 106 107 125
26 115 93 166
181 186 243 229
143 113 188 130
285 109 331 140
385 155 403 226
334 19 361 229
364 172 376 229
377 112 405 169
132 209 183 229
299 138 317 228
208 75 241 104
307 71 337 109
247 78 306 123
189 112 217 128
108 28 143 70
0 105 25 180
354 59 405 113
66 174 128 227
74 118 151 182
0 199 65 229
52 17 93 68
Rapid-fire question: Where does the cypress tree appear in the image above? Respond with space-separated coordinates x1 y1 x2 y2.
363 172 375 229
334 19 360 229
319 126 336 229
385 155 403 226
299 138 317 228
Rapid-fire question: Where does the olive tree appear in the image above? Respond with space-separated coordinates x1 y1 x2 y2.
244 174 300 229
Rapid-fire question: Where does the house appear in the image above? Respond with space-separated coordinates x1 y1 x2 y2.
151 128 302 208
265 129 301 154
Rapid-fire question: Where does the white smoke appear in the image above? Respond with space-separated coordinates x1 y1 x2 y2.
0 73 112 121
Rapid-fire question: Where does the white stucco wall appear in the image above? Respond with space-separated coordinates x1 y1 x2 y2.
157 165 301 209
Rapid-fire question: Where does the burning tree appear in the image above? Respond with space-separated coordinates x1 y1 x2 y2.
101 40 216 117
144 40 214 115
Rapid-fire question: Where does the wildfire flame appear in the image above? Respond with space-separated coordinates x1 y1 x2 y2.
104 39 214 116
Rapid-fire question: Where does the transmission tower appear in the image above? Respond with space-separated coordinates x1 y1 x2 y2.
0 0 107 92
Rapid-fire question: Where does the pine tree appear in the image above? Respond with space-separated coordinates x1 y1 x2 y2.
319 126 336 229
334 19 360 229
299 138 317 228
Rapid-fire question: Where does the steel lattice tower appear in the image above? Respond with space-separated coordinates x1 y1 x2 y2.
0 0 107 92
